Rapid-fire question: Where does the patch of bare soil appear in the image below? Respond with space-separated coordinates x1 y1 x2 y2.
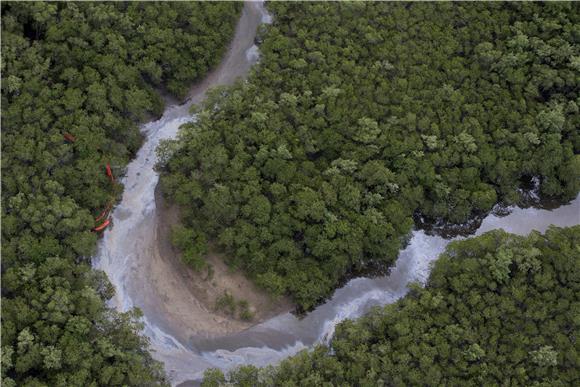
155 184 292 333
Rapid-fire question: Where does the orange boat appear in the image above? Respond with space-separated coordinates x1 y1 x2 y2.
95 201 113 222
92 219 110 232
106 163 115 182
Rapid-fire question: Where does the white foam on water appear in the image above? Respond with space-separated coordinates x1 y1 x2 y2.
245 45 260 63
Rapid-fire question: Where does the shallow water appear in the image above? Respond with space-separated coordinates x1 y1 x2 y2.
92 2 580 385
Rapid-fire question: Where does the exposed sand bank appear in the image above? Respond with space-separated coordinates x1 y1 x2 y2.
154 185 292 338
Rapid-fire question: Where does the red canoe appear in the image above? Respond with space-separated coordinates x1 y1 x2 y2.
92 219 110 232
95 201 113 222
106 163 115 182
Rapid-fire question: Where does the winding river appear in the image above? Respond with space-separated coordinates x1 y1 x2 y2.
93 2 580 386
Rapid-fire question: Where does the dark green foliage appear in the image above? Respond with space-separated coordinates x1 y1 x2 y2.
208 226 580 386
1 2 241 385
160 2 580 309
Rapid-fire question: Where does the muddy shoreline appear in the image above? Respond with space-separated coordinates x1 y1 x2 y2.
92 4 292 383
414 184 574 239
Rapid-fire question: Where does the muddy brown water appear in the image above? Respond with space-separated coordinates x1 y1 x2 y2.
93 2 580 385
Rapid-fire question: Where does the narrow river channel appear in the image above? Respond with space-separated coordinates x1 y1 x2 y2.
93 2 580 385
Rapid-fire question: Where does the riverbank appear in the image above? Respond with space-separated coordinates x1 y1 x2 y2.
155 184 292 334
91 2 288 382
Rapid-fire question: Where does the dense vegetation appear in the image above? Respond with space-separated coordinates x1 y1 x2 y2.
1 2 241 386
203 225 580 386
159 2 580 309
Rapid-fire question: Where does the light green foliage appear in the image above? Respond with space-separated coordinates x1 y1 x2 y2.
213 226 580 385
531 346 558 367
1 2 241 385
215 291 237 317
161 2 579 310
238 300 255 322
201 368 226 387
214 293 255 322
488 247 513 283
464 343 485 362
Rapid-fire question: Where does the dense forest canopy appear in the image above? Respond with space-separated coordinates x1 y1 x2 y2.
1 2 241 386
2 2 580 386
203 225 580 386
159 2 580 310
